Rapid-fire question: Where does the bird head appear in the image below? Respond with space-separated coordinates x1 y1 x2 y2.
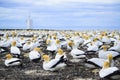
103 61 109 69
46 39 51 44
27 41 31 45
6 54 12 60
52 35 57 40
93 38 98 42
21 37 24 40
11 41 16 46
75 32 79 36
56 39 60 44
12 31 16 38
107 54 113 63
43 55 50 62
68 40 74 47
97 35 102 39
84 36 89 40
57 48 63 55
101 45 107 51
6 33 9 39
34 47 41 52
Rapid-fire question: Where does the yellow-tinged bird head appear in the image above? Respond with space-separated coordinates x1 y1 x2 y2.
33 35 37 39
93 38 98 42
12 31 16 37
56 39 60 44
43 55 50 62
6 33 9 39
21 37 24 40
103 61 109 69
27 41 31 45
90 41 94 45
107 54 113 62
6 54 12 60
57 48 63 55
84 36 89 40
46 39 51 44
98 35 102 39
34 47 41 52
101 32 107 36
68 40 74 47
101 45 107 51
94 31 96 35
53 36 57 39
75 32 79 36
11 41 16 46
112 33 114 37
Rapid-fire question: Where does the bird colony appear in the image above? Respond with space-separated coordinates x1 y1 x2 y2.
0 30 120 80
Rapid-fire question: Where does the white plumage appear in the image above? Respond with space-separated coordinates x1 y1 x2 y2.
11 46 20 55
5 58 21 67
43 55 66 71
29 50 41 61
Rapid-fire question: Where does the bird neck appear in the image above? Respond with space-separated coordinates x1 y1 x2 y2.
103 65 109 69
58 52 63 55
103 48 107 51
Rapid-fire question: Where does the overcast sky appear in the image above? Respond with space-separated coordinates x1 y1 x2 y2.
0 0 120 30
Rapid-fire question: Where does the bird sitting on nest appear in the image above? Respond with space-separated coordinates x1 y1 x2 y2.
29 47 41 63
98 45 120 61
22 41 31 53
10 41 21 58
68 40 86 62
84 54 114 69
42 55 66 71
4 54 22 67
55 48 68 62
99 61 120 80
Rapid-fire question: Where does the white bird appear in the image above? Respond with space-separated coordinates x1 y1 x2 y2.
108 42 120 53
10 41 21 58
85 54 114 69
55 48 67 62
98 45 120 60
99 61 120 79
22 41 31 52
55 49 66 58
29 47 41 63
43 55 66 71
19 37 26 46
86 41 99 54
69 41 86 59
5 54 22 67
46 38 58 52
0 33 11 48
101 36 112 45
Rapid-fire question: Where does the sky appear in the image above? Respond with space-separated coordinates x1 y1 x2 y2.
0 0 120 30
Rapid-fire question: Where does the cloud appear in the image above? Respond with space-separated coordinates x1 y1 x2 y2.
1 0 120 7
0 0 120 29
